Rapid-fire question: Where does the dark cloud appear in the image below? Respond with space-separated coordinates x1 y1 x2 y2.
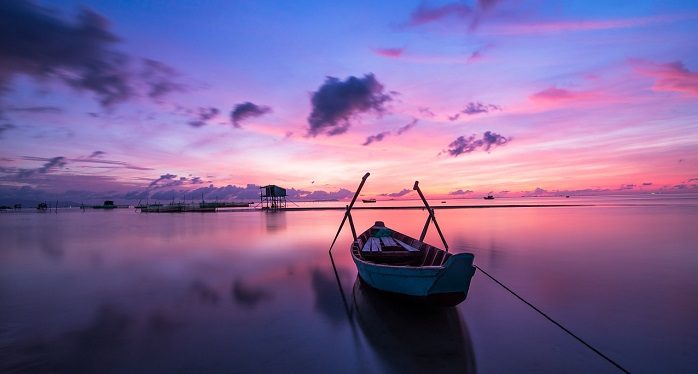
188 107 219 128
381 188 411 198
140 58 184 99
464 102 501 114
0 123 16 138
16 156 67 178
0 1 183 107
149 173 177 187
6 106 62 114
642 182 653 186
444 131 511 156
448 114 461 121
619 184 635 190
407 2 473 26
459 102 501 116
362 131 390 146
190 176 203 184
396 118 418 135
307 74 392 137
230 102 271 128
449 189 473 195
68 156 151 171
406 0 502 30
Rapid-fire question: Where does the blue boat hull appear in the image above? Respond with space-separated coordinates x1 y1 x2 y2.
351 226 476 304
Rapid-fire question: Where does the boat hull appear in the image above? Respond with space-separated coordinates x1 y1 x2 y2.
352 246 476 304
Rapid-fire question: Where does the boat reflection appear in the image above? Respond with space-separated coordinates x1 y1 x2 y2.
352 277 476 373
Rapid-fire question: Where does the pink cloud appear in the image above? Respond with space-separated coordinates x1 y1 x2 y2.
631 59 698 96
486 14 694 35
530 87 598 102
373 48 404 58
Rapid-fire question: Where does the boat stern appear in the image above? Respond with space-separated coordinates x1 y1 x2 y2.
428 253 476 297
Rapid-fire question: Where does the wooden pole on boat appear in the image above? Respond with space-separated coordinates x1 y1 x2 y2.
413 181 449 251
346 205 357 240
329 172 370 254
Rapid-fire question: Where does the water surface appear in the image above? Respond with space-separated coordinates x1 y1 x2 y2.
1 196 697 372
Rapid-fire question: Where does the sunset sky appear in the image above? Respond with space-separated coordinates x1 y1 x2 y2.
1 0 697 203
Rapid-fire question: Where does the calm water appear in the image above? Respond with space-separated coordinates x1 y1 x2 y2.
1 196 697 373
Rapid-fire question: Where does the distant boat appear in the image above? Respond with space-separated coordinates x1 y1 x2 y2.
351 221 475 306
483 195 495 200
37 202 48 211
362 198 377 203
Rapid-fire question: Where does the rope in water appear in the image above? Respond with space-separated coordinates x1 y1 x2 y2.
474 265 631 373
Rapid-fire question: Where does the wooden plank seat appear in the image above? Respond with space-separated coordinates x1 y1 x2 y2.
362 237 382 252
360 235 424 265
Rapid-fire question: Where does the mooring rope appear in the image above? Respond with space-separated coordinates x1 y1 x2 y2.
474 265 631 373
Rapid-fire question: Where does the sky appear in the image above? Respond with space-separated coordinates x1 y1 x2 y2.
1 0 697 204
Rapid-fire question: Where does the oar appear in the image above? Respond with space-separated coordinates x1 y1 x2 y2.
328 172 370 254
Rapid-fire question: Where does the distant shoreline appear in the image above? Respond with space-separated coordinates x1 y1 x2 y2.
219 204 592 212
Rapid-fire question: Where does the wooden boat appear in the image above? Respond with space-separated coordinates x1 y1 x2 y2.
362 198 377 203
330 173 476 306
483 194 495 200
351 221 475 305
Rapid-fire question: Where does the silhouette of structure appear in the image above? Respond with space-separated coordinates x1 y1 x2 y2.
261 185 286 210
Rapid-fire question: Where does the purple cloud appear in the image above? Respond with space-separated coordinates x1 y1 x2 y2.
140 58 185 99
449 189 473 195
189 107 219 128
444 131 511 156
16 156 67 178
461 102 502 115
396 118 418 135
230 102 271 128
149 173 178 187
406 0 502 30
0 1 183 107
307 74 392 137
407 2 472 26
380 188 411 198
362 131 390 146
5 106 62 114
0 123 16 138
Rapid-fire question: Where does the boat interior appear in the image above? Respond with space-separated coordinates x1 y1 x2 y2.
352 223 452 267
